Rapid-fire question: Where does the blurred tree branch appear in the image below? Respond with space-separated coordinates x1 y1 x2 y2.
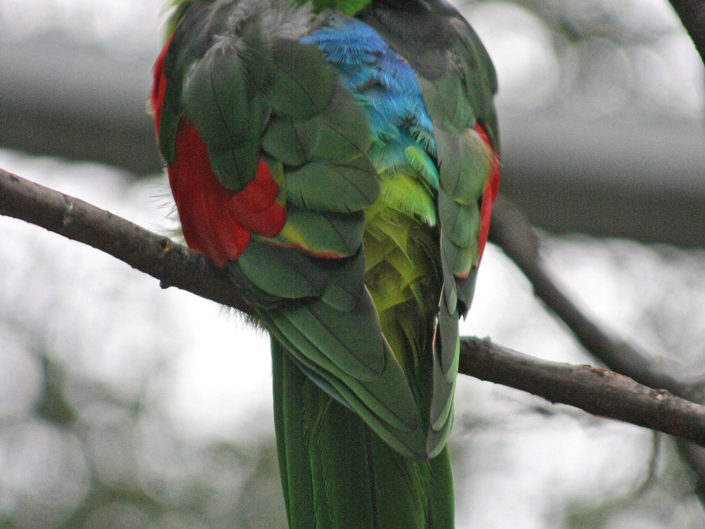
2 167 705 447
488 197 693 396
669 0 705 67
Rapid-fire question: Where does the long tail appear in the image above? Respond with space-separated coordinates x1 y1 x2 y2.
271 340 454 529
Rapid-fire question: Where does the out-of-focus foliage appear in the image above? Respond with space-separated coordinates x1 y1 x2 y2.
0 0 701 118
467 0 703 116
560 440 701 529
0 0 160 55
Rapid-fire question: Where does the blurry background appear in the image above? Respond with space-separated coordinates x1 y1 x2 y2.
1 0 705 528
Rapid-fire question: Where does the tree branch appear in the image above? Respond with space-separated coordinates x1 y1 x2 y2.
669 0 705 67
0 167 252 315
461 337 705 446
2 167 705 446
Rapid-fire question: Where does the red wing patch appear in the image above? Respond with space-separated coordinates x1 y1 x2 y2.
474 124 499 263
167 122 286 268
150 36 171 132
229 159 286 237
151 37 286 268
168 122 250 268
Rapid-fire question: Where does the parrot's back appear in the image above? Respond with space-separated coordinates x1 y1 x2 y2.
152 0 498 527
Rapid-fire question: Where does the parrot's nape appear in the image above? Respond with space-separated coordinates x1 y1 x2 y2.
151 0 498 527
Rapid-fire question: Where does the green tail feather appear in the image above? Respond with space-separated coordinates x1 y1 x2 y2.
272 340 454 529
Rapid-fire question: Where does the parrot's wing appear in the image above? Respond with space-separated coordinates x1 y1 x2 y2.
156 1 427 460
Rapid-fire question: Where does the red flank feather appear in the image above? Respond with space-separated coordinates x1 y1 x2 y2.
229 159 287 237
475 124 499 263
166 122 287 268
150 37 171 132
151 38 286 268
168 122 251 267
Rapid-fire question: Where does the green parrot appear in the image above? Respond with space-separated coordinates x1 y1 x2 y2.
151 0 498 527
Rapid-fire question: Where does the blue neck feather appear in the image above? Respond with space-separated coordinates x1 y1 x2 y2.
301 15 439 190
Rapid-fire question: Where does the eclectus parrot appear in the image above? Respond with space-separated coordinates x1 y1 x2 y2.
151 0 498 527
